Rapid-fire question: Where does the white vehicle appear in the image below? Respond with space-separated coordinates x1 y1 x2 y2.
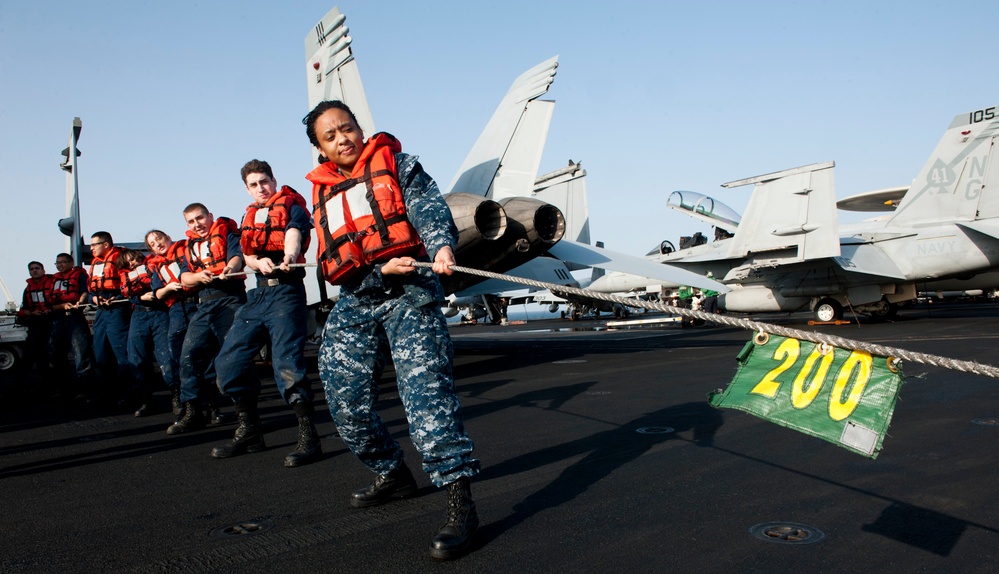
0 314 28 372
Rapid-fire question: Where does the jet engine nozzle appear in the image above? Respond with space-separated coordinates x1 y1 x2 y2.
445 193 508 252
442 195 566 295
498 197 565 246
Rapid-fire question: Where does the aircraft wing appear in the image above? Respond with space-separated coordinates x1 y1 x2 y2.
445 56 559 198
305 6 375 142
453 256 579 297
548 239 730 293
837 186 908 212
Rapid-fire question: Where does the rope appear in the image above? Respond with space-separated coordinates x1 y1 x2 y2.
221 262 317 279
416 262 999 379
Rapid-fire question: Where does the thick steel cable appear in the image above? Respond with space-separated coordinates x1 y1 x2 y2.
416 262 999 379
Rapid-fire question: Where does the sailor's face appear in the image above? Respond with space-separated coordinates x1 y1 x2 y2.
55 257 73 273
28 264 44 279
90 237 109 258
126 255 142 270
314 108 365 174
245 172 278 204
145 233 172 257
185 208 214 238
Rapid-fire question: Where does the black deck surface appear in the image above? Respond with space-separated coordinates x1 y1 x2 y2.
3 301 999 573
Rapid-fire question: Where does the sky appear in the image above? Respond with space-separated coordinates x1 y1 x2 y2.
2 0 997 305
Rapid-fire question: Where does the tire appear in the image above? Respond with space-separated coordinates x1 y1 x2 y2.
0 345 20 372
868 300 897 321
814 298 843 322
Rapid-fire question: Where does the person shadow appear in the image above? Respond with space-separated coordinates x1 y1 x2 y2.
474 401 724 545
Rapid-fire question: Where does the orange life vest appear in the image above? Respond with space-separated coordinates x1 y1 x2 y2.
151 240 188 285
186 218 239 275
21 275 54 314
146 241 190 307
119 256 154 298
306 133 423 285
89 245 124 294
51 267 88 304
240 186 311 261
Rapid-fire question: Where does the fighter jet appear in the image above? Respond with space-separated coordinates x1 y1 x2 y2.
303 6 727 315
588 104 999 321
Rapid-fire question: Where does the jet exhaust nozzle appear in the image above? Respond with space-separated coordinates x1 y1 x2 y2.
498 197 565 245
445 193 508 251
442 195 566 294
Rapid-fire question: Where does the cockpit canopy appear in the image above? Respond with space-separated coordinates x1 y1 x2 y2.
667 191 741 231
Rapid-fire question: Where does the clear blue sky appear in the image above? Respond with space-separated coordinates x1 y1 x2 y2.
2 0 997 303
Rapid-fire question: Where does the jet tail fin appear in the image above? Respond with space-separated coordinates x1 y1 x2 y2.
887 105 999 226
533 161 590 246
446 56 559 198
722 161 840 262
305 7 375 151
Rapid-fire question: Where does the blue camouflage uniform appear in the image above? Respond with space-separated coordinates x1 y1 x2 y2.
318 152 480 487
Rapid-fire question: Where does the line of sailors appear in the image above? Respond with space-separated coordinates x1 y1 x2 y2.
16 100 481 559
16 160 321 467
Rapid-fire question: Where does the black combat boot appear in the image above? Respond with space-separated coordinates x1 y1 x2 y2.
170 388 183 417
166 401 205 435
429 477 479 560
283 402 322 468
211 404 266 458
349 461 419 508
205 385 228 424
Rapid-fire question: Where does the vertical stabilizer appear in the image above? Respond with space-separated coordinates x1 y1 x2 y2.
485 99 554 200
305 6 375 159
888 106 999 226
446 56 559 197
533 161 590 245
722 162 840 261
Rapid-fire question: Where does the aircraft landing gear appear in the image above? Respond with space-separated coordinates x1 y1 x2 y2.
813 298 843 322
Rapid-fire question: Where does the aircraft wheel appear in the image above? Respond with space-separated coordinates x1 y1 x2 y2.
0 345 20 372
814 299 843 322
868 300 898 321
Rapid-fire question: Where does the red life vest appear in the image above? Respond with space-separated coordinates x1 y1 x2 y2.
119 257 154 298
89 245 124 294
51 267 89 305
20 275 54 314
306 133 423 285
240 186 311 261
150 240 188 284
186 217 239 275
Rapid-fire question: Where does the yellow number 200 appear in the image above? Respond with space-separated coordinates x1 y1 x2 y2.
750 340 873 422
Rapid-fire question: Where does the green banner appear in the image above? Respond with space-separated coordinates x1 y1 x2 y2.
708 334 904 458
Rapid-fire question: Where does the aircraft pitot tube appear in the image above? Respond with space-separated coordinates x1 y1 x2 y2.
443 193 566 294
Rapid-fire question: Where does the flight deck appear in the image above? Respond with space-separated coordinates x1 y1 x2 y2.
2 301 998 573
